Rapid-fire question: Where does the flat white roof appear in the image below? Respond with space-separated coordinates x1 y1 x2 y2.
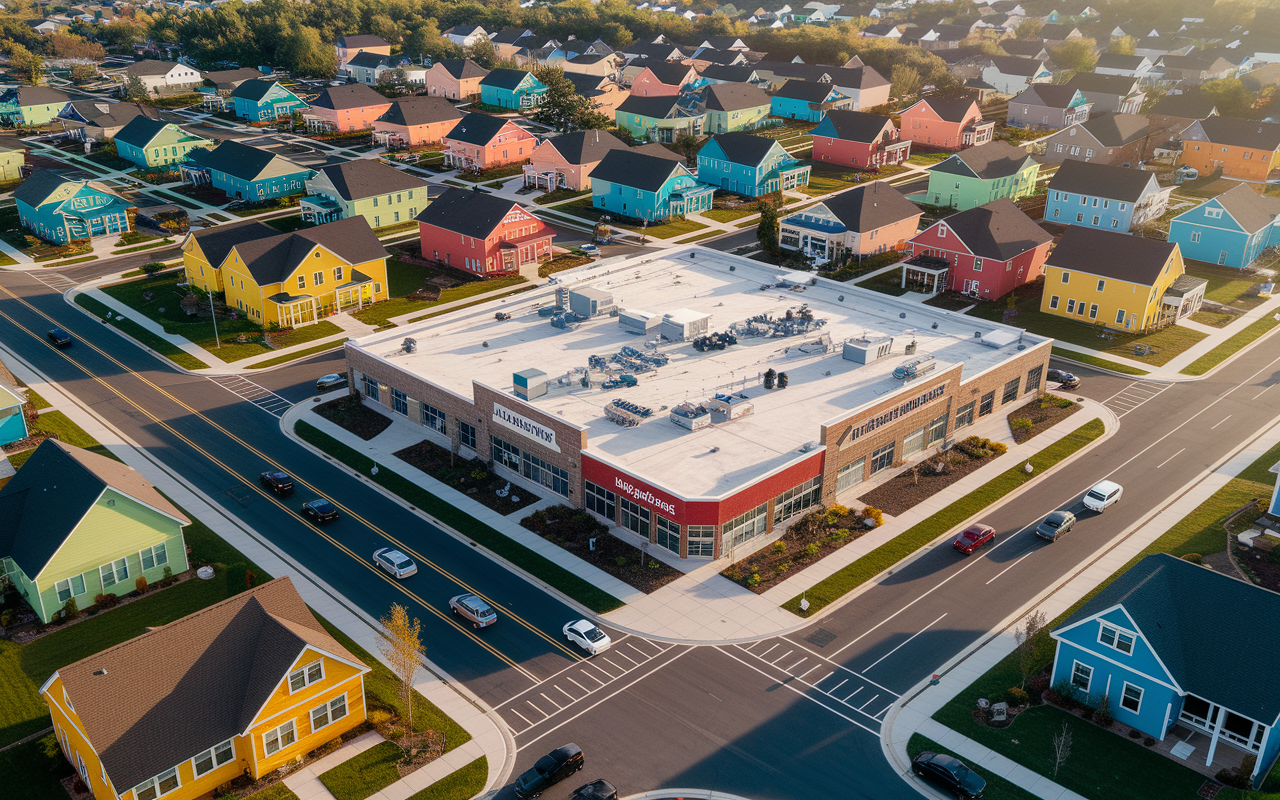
351 248 1048 498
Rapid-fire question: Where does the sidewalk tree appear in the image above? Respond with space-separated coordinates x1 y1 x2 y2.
1051 721 1073 776
757 199 780 256
379 603 423 748
124 74 149 102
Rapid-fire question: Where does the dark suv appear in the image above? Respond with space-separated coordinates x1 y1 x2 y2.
47 328 73 348
513 744 583 798
259 471 295 497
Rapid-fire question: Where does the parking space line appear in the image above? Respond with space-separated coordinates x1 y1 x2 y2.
786 658 807 673
757 643 779 658
556 685 575 702
527 701 546 718
614 650 639 666
540 692 561 710
582 669 607 685
857 694 880 711
844 687 862 702
827 678 848 695
770 649 794 665
625 642 651 660
511 710 532 728
568 677 588 693
602 658 624 673
799 665 822 681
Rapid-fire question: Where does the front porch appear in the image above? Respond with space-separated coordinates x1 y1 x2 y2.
668 184 715 216
1149 723 1256 781
779 214 847 263
300 195 345 225
870 139 911 168
523 165 566 191
442 148 479 169
902 255 950 295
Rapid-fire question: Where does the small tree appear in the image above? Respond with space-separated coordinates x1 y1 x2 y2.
757 199 780 256
61 597 79 622
1052 721 1073 776
1015 609 1048 689
124 74 149 102
890 64 921 98
675 131 702 165
1108 35 1138 55
8 44 45 86
379 603 423 747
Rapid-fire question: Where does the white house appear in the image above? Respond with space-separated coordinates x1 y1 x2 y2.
444 24 488 47
123 60 203 93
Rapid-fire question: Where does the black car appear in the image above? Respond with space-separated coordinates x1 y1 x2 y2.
47 328 73 348
301 499 340 524
513 744 584 798
259 471 295 497
1047 368 1080 389
912 751 986 799
567 779 616 800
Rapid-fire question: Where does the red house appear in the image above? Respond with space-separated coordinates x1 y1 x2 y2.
416 188 555 276
905 199 1051 298
441 112 538 171
811 109 912 169
898 94 995 150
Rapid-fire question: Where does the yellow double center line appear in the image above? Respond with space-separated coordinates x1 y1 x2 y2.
0 283 582 671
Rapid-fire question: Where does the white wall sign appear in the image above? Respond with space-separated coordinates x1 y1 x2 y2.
493 403 560 453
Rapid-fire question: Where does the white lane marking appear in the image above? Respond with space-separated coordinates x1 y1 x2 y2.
568 677 588 693
582 670 606 686
778 636 901 696
827 678 848 695
614 650 639 666
511 709 532 727
844 687 863 702
527 701 546 718
1256 385 1273 400
770 649 794 665
714 648 882 737
985 552 1034 585
862 613 948 673
602 658 624 673
1156 448 1186 469
799 664 822 681
857 693 881 711
556 685 575 701
758 643 779 658
1211 415 1232 430
786 658 808 673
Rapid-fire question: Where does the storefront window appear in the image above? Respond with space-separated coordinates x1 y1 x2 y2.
722 503 768 551
420 403 446 433
656 515 680 555
391 388 407 416
361 375 378 401
927 414 948 446
956 401 975 429
1001 377 1020 405
837 458 865 492
585 481 616 522
620 498 650 537
870 442 895 475
773 476 822 525
459 421 477 449
491 435 522 471
903 425 926 456
523 452 569 497
687 525 716 558
979 391 995 417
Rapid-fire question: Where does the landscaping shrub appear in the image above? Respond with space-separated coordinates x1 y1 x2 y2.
1143 737 1155 747
1005 687 1029 706
804 542 820 558
60 597 78 622
93 592 119 608
1128 729 1142 739
1049 680 1080 709
140 261 166 275
861 505 884 527
1010 417 1033 433
1182 553 1204 564
135 576 148 594
773 541 786 554
1028 673 1049 704
1094 694 1114 728
954 436 1008 459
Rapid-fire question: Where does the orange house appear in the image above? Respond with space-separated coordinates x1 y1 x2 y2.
442 112 537 170
373 96 465 146
305 84 391 132
899 95 995 150
422 59 490 101
1179 116 1280 181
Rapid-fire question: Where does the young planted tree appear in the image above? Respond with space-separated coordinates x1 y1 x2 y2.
1051 721 1073 776
379 603 424 748
1014 609 1048 689
124 74 149 102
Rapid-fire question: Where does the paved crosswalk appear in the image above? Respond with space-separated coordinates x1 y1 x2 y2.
31 272 79 293
1101 380 1174 417
207 375 294 417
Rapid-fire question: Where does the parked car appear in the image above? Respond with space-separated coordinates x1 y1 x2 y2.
259 471 295 497
1082 480 1123 512
1035 509 1077 542
513 744 584 799
567 779 617 800
1047 368 1079 389
953 523 996 555
579 244 600 256
373 548 418 579
450 593 497 627
316 373 347 391
301 499 340 524
563 619 611 655
47 328 73 348
912 751 986 799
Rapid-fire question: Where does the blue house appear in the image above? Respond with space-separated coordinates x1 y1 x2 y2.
770 79 853 122
1050 554 1280 789
13 169 133 244
180 140 314 201
591 148 714 222
479 69 548 110
696 133 811 197
1169 184 1280 268
0 384 28 447
229 79 308 122
1046 160 1172 233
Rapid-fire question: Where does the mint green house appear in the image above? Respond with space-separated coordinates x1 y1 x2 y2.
923 141 1040 210
615 95 705 143
0 86 70 127
0 440 190 623
113 117 213 169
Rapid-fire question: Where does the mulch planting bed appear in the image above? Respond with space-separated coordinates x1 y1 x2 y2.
521 505 683 593
1007 393 1080 444
314 395 393 440
392 439 535 515
857 436 1009 517
722 505 882 593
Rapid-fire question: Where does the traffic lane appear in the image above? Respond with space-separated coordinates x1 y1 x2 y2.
249 349 348 401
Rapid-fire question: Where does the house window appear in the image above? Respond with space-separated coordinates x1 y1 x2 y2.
1071 660 1093 692
313 271 324 286
1026 366 1043 393
373 196 379 207
1206 208 1222 219
1089 304 1098 319
1115 308 1127 325
1190 231 1201 243
374 216 381 227
1099 624 1135 654
773 476 822 524
1066 299 1076 314
133 767 180 800
56 574 87 603
1092 215 1100 225
193 740 234 777
1049 295 1060 309
955 401 976 429
297 276 305 290
870 442 895 475
1076 213 1084 222
585 481 616 521
1002 378 1020 404
1111 219 1119 228
99 558 128 589
837 458 865 492
1121 683 1143 713
334 266 343 282
288 660 323 692
979 391 995 417
263 720 296 756
140 543 168 571
973 257 983 272
391 388 407 415
420 403 445 433
1056 143 1064 152
1061 271 1070 284
310 694 348 731
459 421 477 450
361 375 378 401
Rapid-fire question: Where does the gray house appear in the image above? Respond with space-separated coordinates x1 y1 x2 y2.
1006 84 1092 129
1065 72 1146 115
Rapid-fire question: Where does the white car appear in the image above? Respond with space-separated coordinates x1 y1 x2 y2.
1082 480 1123 512
373 548 418 579
579 244 600 256
563 619 611 655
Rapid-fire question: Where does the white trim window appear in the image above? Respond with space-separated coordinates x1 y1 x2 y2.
1099 623 1135 654
193 740 234 777
263 720 297 756
56 574 87 603
1121 682 1143 714
133 766 180 800
99 557 129 589
310 694 349 731
140 543 168 571
1071 660 1093 692
288 660 324 692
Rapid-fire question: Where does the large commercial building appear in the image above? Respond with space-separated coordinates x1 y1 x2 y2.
345 250 1051 560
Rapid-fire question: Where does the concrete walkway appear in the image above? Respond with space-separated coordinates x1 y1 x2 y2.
284 730 490 800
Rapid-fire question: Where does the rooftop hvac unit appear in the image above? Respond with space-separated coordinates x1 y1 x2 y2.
661 308 711 342
513 368 548 400
618 308 660 334
893 354 936 381
706 393 754 421
843 335 894 364
569 286 614 318
978 329 1020 348
670 401 711 431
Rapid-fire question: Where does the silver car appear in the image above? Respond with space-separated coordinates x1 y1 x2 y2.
316 373 347 391
1035 510 1077 542
450 594 497 627
373 548 418 579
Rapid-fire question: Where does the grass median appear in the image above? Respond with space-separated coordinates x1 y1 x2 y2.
320 741 403 800
1180 314 1280 376
1050 347 1149 376
245 339 348 369
784 417 1106 617
408 756 488 800
295 421 623 613
74 293 209 371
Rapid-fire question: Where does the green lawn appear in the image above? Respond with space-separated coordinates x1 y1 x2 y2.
907 734 1041 800
798 163 872 197
1189 310 1239 328
320 741 403 800
785 418 1105 616
8 411 114 472
350 266 527 329
245 785 300 800
265 215 313 233
535 188 590 205
74 293 209 371
408 757 488 800
853 267 910 296
703 206 759 223
1050 347 1149 376
1185 262 1269 312
557 198 708 238
908 151 953 165
677 230 726 244
246 339 349 369
0 733 71 800
1181 314 1280 376
20 383 52 410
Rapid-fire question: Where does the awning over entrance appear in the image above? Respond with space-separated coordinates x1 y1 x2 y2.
266 291 317 327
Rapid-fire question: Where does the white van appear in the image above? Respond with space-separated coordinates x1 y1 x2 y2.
1083 480 1123 512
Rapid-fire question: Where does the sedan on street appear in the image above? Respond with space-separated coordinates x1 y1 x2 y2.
450 594 497 627
563 619 611 655
47 328 73 348
373 548 418 579
1047 368 1079 390
953 523 996 555
513 744 584 798
912 751 985 799
316 373 347 391
301 499 340 524
568 779 617 800
1035 509 1077 542
259 471 295 497
1083 480 1123 512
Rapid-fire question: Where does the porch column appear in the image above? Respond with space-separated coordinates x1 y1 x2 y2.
1255 725 1273 781
1161 703 1171 741
1206 703 1222 767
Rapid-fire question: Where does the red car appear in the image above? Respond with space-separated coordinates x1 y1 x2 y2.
953 523 996 555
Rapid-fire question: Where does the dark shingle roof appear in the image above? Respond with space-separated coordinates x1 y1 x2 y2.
1055 554 1280 724
4 85 69 106
479 68 534 90
1192 116 1280 150
705 132 780 166
1079 112 1150 146
931 141 1033 180
315 159 429 201
812 181 922 232
1047 160 1158 202
641 60 696 86
1150 93 1218 119
1095 53 1147 70
125 59 180 77
186 140 309 183
345 51 393 69
189 219 279 269
1203 183 1280 234
819 110 894 142
545 129 630 164
113 116 177 149
204 68 273 89
229 216 389 286
918 94 980 122
1014 83 1085 109
490 28 534 45
704 83 770 111
443 112 514 145
376 96 463 127
228 78 285 103
310 84 390 111
1048 225 1176 284
932 198 1051 260
698 64 760 82
1066 72 1141 96
58 577 365 792
337 34 389 49
436 59 490 80
588 149 688 192
773 79 839 102
615 94 682 119
1002 40 1049 58
415 187 550 238
0 440 189 579
989 55 1047 76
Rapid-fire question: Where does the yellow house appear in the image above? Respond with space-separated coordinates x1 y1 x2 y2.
39 577 370 800
1039 226 1197 332
182 216 389 327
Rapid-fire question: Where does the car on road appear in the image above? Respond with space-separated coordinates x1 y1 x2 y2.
373 548 418 579
563 619 611 655
316 373 347 391
579 244 600 256
513 744 584 799
1035 509 1077 542
301 499 340 524
47 328 73 348
1047 368 1079 389
259 471 295 497
449 593 497 627
1082 480 1123 512
953 523 996 555
912 751 985 799
567 779 616 800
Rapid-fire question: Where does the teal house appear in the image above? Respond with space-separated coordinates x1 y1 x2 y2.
591 148 714 221
180 140 315 201
114 117 213 169
770 80 853 122
1169 184 1280 268
0 440 190 623
924 141 1040 210
0 384 28 447
14 170 133 244
479 69 548 110
615 95 705 142
696 133 811 196
229 79 308 122
0 86 70 126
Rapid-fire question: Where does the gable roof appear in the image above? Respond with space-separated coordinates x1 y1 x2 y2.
4 172 70 210
61 100 155 128
1189 116 1280 151
1078 112 1150 146
1002 40 1050 58
337 34 389 49
228 78 290 103
631 142 688 161
3 85 69 106
817 109 894 142
1048 225 1176 284
227 216 388 286
913 94 980 122
1048 159 1158 202
310 84 390 111
189 219 280 269
1195 183 1280 234
698 64 760 82
315 159 429 201
125 59 181 77
930 198 1052 260
773 79 840 102
415 187 548 238
0 440 189 580
641 60 697 85
704 132 781 166
544 129 630 165
480 68 535 90
932 141 1034 180
1066 71 1141 96
186 140 309 183
812 181 922 232
1150 92 1217 119
1095 53 1147 70
616 94 683 119
1013 83 1085 109
345 51 393 69
704 82 771 111
989 55 1048 76
444 111 517 145
1054 554 1280 724
113 116 188 149
376 96 464 128
435 59 490 81
490 27 535 45
589 148 689 192
55 577 366 792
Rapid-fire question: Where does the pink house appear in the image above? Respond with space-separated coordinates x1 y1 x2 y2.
305 84 392 132
524 129 632 191
630 62 699 97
